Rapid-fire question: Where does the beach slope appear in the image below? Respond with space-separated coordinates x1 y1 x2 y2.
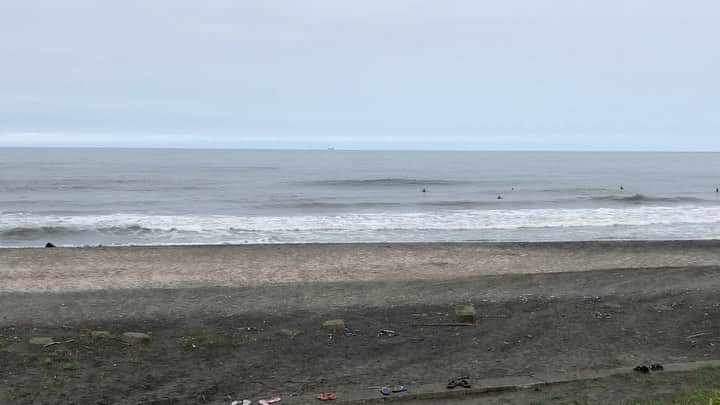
1 241 719 404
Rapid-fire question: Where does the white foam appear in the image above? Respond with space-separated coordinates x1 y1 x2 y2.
3 205 720 234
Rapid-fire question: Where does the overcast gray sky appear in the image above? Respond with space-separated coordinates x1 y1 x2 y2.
1 0 718 150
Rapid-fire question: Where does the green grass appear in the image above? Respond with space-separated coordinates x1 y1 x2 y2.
77 331 112 346
625 389 720 405
681 389 720 405
16 354 33 367
624 367 720 405
515 367 720 405
41 346 78 371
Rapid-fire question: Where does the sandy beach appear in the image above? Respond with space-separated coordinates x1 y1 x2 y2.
4 240 720 293
5 0 720 402
2 241 720 403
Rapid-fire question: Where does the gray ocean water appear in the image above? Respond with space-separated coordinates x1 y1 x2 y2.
1 148 720 247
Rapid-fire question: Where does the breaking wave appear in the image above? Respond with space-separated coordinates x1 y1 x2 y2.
3 205 720 246
0 224 155 239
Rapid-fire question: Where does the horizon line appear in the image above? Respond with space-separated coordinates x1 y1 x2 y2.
1 145 719 153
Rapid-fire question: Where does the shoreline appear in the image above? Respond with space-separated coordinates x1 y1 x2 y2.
4 237 720 249
6 238 720 250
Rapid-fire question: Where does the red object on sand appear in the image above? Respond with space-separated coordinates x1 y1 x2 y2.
317 392 337 401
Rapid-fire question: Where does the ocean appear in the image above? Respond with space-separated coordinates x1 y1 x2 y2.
1 148 719 247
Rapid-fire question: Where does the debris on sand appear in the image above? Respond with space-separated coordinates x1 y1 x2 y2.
373 385 409 395
447 376 472 389
634 364 664 373
634 365 650 373
316 392 336 401
45 242 56 248
592 311 611 319
686 332 710 340
377 329 398 337
43 339 74 348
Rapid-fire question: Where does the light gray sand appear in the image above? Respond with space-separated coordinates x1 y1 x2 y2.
2 240 720 292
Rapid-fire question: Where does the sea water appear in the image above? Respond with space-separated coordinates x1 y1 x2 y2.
1 148 719 247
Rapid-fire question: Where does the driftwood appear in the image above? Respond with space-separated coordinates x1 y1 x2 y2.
686 332 711 340
44 339 75 348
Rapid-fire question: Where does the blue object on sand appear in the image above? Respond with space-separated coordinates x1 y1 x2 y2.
392 385 408 393
380 387 391 395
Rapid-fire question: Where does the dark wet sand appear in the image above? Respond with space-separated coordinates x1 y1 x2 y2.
1 241 719 404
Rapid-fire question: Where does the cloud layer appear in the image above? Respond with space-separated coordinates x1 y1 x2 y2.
1 1 718 149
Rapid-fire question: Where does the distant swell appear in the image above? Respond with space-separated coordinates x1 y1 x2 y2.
417 200 493 208
301 178 469 187
265 201 402 209
591 194 705 204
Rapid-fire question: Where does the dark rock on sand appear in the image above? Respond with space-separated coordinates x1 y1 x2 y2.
455 304 476 323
